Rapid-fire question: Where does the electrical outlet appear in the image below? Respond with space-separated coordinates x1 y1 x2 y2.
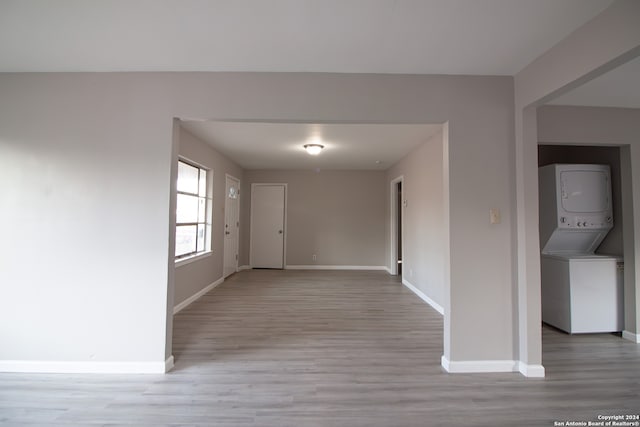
312 254 317 262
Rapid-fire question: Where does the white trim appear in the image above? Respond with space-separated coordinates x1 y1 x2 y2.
518 361 545 378
178 154 209 171
441 123 452 364
384 266 392 274
0 356 174 374
285 265 387 271
441 356 518 373
389 175 404 276
402 278 444 315
441 355 451 371
175 156 213 259
223 174 241 278
441 356 545 377
175 250 213 268
165 355 175 372
225 173 241 183
173 276 224 314
238 265 251 271
622 330 640 343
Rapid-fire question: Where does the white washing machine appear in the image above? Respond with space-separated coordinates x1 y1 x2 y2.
540 253 623 333
539 164 623 334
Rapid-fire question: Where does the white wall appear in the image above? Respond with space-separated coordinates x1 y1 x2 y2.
0 72 515 371
174 127 243 308
386 131 446 308
241 170 386 268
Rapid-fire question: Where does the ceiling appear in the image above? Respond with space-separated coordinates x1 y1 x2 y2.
180 121 443 170
2 0 627 171
548 56 640 109
0 0 612 75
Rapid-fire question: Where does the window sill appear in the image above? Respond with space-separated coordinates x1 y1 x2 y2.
175 251 212 268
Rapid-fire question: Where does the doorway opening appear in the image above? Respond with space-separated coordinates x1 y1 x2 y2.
537 144 633 372
396 181 403 276
390 175 404 277
169 120 449 372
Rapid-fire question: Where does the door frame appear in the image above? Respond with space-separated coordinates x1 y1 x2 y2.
536 143 634 344
249 183 288 269
389 175 404 276
223 173 241 278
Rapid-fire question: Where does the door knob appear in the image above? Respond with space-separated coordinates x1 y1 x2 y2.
278 230 283 234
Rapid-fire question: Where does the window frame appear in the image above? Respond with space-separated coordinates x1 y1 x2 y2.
175 158 212 264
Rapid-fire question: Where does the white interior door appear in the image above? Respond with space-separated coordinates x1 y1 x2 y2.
223 175 240 278
250 184 285 269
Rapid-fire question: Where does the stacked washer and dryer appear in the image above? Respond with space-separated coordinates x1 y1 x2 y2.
539 164 624 334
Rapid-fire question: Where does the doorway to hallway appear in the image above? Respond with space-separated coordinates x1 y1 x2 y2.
390 176 404 277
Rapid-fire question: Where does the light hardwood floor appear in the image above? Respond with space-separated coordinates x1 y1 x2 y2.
1 269 639 426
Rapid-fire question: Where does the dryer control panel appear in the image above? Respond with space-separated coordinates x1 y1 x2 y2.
559 214 613 229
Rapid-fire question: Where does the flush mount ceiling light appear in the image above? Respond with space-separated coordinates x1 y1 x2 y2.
304 143 324 155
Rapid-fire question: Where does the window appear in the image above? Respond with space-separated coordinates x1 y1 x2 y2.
175 159 211 260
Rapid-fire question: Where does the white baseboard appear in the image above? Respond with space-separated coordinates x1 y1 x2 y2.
441 356 545 377
402 278 444 315
384 266 393 274
622 330 640 343
238 265 251 271
518 361 545 377
441 356 517 373
165 355 175 372
0 356 174 374
285 265 388 271
173 276 224 314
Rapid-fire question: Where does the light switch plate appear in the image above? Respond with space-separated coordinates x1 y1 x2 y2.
490 208 501 224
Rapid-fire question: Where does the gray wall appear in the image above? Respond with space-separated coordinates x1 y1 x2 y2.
0 72 515 368
515 1 640 108
241 170 386 267
513 1 640 370
0 74 174 363
175 127 243 307
385 131 446 307
1 2 636 371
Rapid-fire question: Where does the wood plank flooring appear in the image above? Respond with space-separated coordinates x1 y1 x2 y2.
1 269 639 426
